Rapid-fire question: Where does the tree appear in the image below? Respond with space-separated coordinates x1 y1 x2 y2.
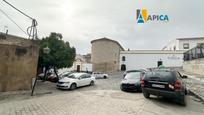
38 32 76 79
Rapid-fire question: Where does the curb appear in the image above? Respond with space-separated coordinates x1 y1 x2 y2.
188 90 204 103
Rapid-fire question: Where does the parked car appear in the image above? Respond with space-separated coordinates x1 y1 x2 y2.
120 72 142 92
38 72 52 80
141 69 187 106
123 69 147 77
47 73 58 83
57 73 95 90
92 72 108 79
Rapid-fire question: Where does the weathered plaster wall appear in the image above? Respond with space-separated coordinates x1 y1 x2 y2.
0 33 39 92
183 58 204 76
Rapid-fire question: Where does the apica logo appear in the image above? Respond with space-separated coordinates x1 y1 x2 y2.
136 9 169 23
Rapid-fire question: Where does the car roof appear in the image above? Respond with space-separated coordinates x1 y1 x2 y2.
126 70 141 72
151 69 174 72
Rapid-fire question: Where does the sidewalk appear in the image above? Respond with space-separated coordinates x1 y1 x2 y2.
179 70 204 102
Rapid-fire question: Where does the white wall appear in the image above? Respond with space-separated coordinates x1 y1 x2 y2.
82 63 92 71
120 53 183 70
179 39 204 50
163 39 179 50
164 38 204 51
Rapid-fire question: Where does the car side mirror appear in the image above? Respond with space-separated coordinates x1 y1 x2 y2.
78 77 81 80
181 75 188 79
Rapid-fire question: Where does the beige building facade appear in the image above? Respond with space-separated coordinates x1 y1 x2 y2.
91 38 124 72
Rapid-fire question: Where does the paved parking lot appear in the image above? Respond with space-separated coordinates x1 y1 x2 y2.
0 72 204 115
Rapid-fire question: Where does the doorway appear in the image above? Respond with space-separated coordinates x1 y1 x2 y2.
121 64 126 71
77 65 80 72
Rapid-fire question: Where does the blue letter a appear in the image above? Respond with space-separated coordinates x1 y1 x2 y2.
137 14 144 23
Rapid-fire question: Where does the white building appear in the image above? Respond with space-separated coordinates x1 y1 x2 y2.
59 54 92 72
162 37 204 51
72 54 92 72
119 50 184 71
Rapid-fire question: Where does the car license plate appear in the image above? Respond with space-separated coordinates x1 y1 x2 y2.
152 84 165 88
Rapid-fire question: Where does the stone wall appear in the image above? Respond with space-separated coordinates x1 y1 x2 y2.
183 58 204 76
0 33 39 92
91 38 124 72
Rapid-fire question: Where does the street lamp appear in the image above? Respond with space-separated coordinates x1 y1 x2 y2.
43 46 50 54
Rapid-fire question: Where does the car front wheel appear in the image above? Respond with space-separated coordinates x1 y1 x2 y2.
70 83 77 90
103 76 107 79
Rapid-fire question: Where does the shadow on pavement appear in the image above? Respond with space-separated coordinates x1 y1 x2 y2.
147 96 187 107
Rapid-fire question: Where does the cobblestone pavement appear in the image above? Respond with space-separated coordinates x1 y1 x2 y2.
0 72 204 115
179 70 204 101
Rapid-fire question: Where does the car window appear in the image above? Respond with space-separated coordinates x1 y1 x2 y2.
125 72 141 79
86 74 91 78
80 74 87 79
145 71 175 81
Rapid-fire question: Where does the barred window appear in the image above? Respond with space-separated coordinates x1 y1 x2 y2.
122 56 125 61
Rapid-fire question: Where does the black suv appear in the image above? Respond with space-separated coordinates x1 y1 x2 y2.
141 69 187 106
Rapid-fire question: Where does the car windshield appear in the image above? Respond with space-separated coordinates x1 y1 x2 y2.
127 70 141 73
66 74 77 79
124 72 141 79
60 72 72 78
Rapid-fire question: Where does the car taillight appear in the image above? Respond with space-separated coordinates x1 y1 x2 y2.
174 80 182 91
140 78 144 87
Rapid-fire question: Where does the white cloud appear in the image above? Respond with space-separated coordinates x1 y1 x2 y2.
0 0 204 54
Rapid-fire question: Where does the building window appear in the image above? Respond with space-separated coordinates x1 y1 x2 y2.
122 56 125 61
183 43 189 49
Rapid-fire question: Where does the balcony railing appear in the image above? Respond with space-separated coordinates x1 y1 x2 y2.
184 47 204 61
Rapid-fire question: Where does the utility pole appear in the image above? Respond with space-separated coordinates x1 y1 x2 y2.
3 0 39 96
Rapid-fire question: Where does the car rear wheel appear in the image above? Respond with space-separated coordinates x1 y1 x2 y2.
143 91 150 98
70 83 77 90
103 76 107 79
179 96 186 106
90 81 94 86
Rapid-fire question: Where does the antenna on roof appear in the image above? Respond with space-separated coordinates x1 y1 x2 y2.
3 25 8 35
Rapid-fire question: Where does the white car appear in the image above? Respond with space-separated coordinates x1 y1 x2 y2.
57 73 95 90
92 72 108 79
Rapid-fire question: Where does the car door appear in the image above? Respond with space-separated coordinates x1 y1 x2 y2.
98 72 103 78
85 74 92 85
94 72 99 78
77 74 87 87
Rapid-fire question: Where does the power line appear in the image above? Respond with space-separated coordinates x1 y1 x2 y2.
0 8 28 35
3 0 33 20
2 0 38 39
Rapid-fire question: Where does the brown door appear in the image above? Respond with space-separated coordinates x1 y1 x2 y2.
77 65 80 72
